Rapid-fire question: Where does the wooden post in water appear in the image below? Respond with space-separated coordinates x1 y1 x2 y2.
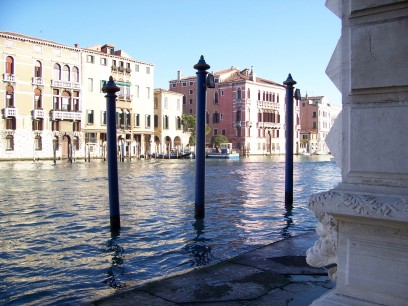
102 76 121 230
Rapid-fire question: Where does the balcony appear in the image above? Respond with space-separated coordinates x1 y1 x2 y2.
3 107 17 117
32 109 45 119
32 77 44 85
246 121 253 127
3 73 16 82
51 80 81 89
256 122 280 129
235 121 242 127
257 101 279 110
51 110 82 121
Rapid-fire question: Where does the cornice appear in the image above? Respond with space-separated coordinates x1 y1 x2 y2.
308 190 408 222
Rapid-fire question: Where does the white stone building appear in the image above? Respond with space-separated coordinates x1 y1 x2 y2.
153 89 189 155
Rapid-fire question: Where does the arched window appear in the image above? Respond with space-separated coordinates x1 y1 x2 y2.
214 91 219 104
236 110 241 121
257 90 261 101
262 91 266 101
154 115 158 128
53 63 61 80
247 88 251 99
34 135 42 151
34 60 42 77
272 93 275 102
34 88 42 109
276 93 279 103
62 65 70 81
72 66 79 83
6 135 14 151
237 88 242 100
73 136 80 151
163 115 169 129
6 85 14 107
176 116 182 129
53 136 59 151
154 97 158 109
6 56 14 74
61 91 71 111
213 111 219 124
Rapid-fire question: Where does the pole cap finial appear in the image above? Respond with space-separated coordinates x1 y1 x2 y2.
283 73 297 86
194 55 210 71
102 76 120 94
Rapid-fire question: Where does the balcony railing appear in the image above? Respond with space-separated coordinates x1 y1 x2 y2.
32 77 43 85
257 101 279 109
51 110 82 121
32 109 45 119
235 120 242 127
3 73 16 82
257 122 280 128
3 107 17 117
51 80 81 89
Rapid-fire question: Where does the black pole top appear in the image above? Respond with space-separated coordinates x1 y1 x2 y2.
283 73 297 87
102 76 120 95
194 55 210 71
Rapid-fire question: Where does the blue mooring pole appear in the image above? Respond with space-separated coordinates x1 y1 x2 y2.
103 76 121 230
193 56 210 219
283 74 296 206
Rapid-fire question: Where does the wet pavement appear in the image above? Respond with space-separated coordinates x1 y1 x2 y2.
85 232 334 305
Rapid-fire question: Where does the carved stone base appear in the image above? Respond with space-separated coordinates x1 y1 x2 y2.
307 190 408 306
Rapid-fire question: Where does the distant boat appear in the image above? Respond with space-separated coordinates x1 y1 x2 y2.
151 152 191 159
206 143 240 159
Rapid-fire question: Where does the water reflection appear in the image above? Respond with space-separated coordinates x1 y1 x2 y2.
182 219 213 266
280 204 294 239
103 230 126 289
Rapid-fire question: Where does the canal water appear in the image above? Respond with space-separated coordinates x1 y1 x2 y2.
0 155 340 305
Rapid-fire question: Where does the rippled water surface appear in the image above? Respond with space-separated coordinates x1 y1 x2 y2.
0 156 340 305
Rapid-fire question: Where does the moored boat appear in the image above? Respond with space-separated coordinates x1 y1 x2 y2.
151 152 191 159
205 143 240 159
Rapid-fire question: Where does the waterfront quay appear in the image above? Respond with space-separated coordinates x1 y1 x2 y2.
0 155 340 305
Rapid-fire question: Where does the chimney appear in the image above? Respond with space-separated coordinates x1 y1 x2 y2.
74 43 79 48
249 66 256 81
177 70 182 80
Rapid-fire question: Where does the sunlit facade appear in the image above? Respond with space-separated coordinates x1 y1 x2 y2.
169 67 300 155
0 31 154 160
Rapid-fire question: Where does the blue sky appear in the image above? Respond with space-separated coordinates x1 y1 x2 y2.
1 0 341 105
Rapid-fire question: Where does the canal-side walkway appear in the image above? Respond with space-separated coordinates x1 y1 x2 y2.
86 232 334 305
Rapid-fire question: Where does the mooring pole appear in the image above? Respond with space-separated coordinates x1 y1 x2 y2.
284 74 296 206
193 56 210 219
103 76 121 230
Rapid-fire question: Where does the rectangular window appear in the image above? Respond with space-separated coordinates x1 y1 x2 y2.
135 64 139 72
189 108 193 114
73 121 81 132
135 85 139 98
222 129 226 136
146 66 150 74
171 83 176 88
101 111 107 125
6 118 16 130
146 87 150 99
87 55 94 63
182 82 187 87
313 111 316 118
100 58 107 65
52 120 60 131
145 115 151 128
88 78 93 92
220 113 223 120
87 110 94 125
189 89 193 95
189 81 194 86
6 136 14 150
189 98 193 104
221 90 224 96
313 121 317 129
213 128 218 136
134 114 140 127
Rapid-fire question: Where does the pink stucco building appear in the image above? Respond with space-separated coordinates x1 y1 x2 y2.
169 67 300 155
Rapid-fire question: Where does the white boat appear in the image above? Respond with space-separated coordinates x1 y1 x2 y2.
206 143 240 159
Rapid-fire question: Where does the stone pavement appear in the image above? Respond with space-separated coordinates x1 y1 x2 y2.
86 232 334 306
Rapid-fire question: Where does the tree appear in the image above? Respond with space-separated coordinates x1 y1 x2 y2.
211 135 229 148
182 114 211 146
